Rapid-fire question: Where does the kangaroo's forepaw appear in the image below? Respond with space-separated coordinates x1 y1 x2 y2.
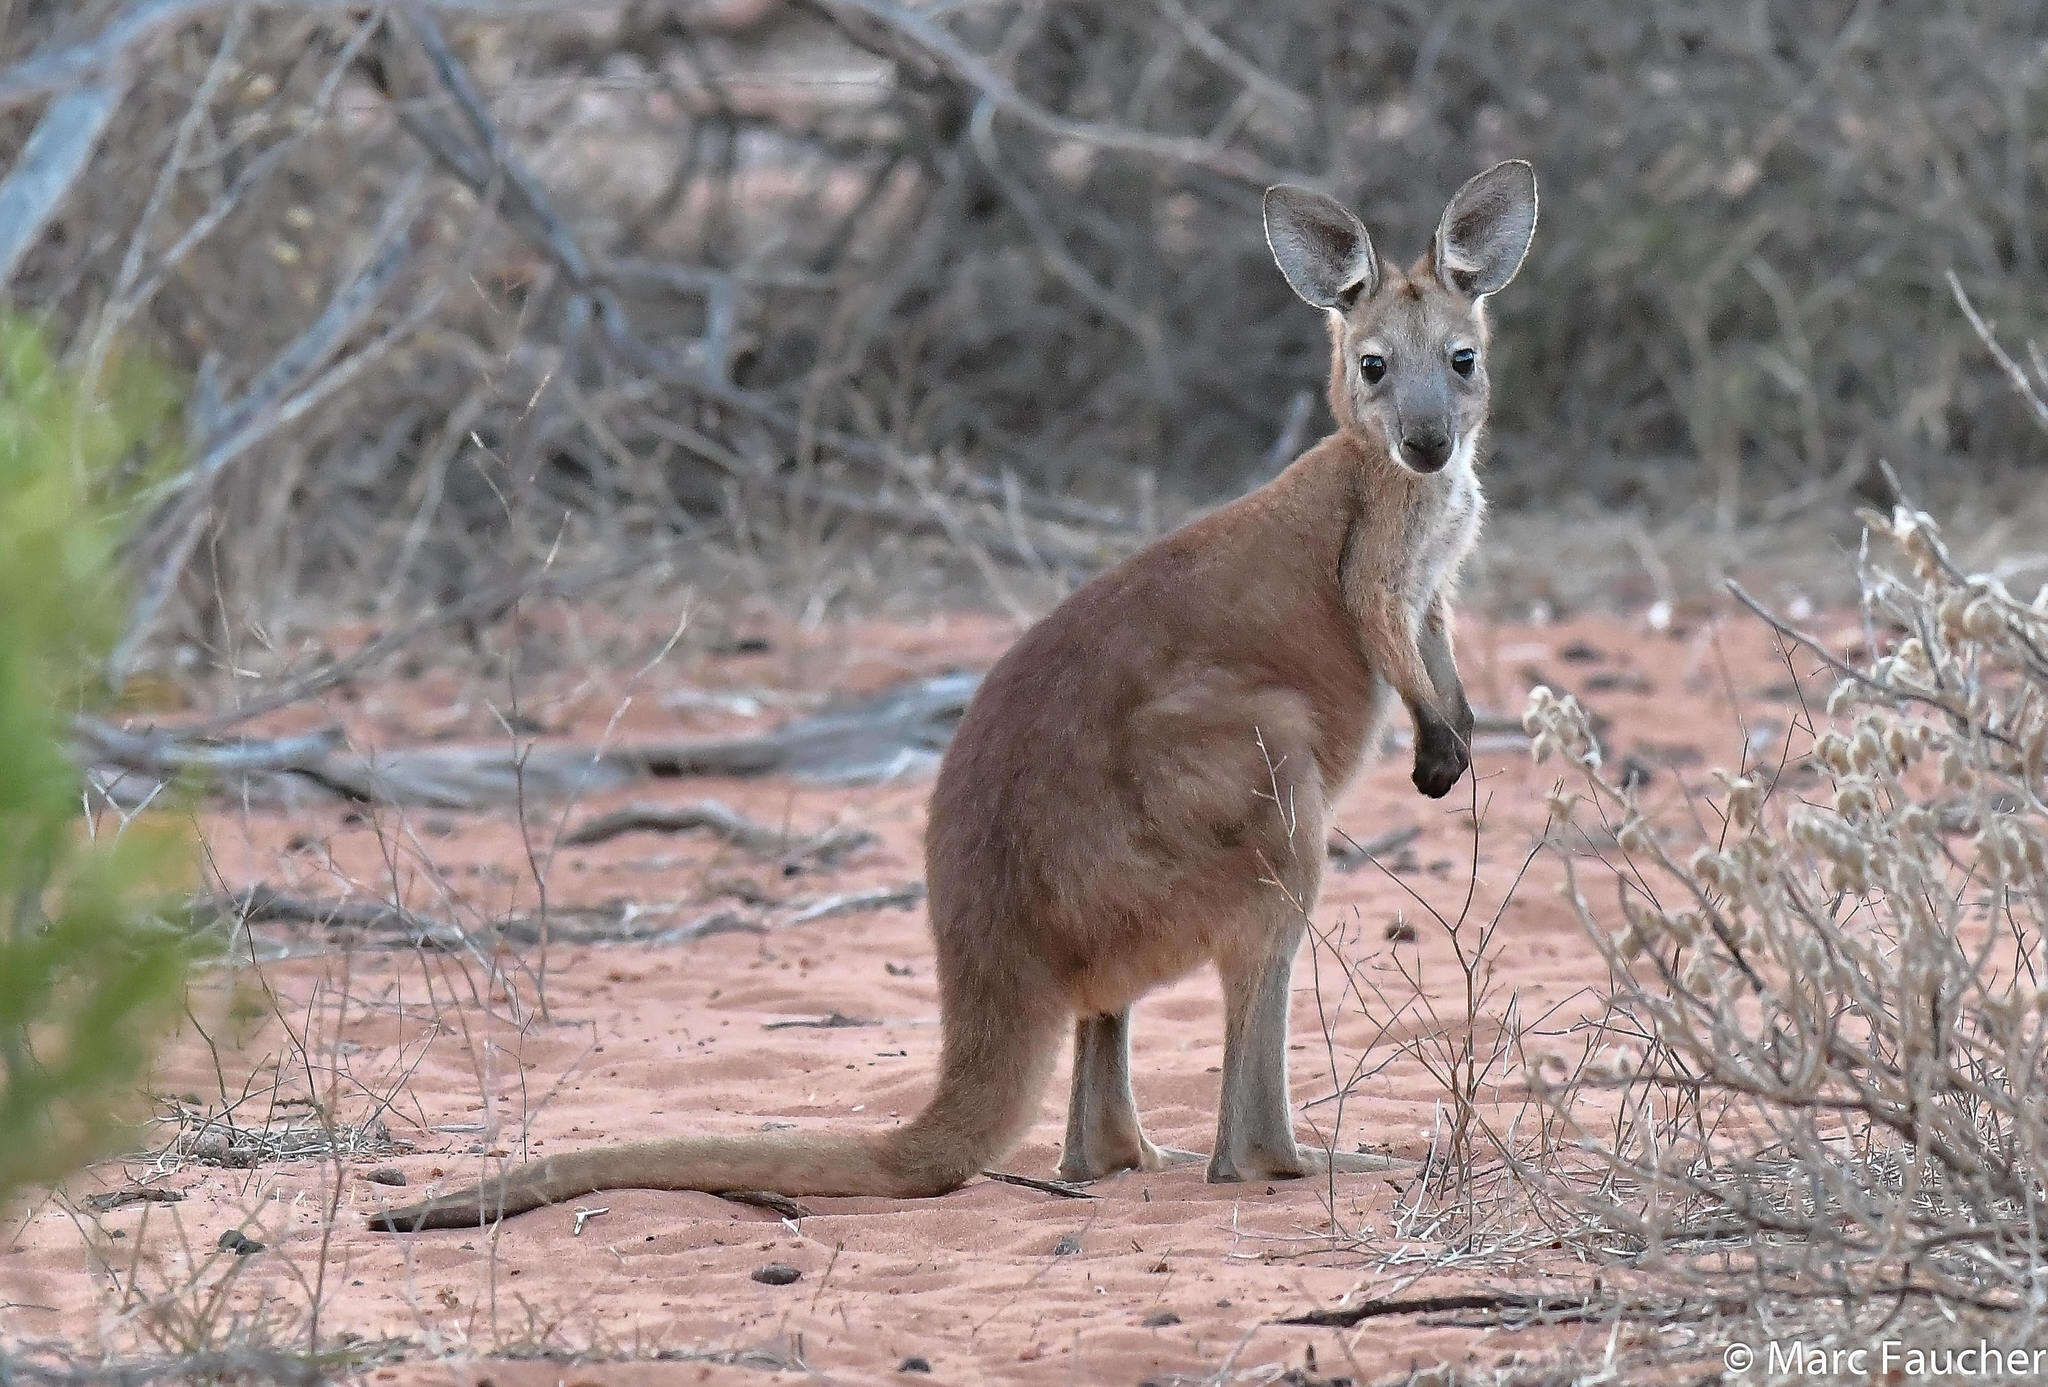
1411 739 1469 798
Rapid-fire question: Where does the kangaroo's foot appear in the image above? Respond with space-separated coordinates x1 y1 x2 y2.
1063 1009 1203 1182
1206 1144 1411 1183
1058 1141 1206 1183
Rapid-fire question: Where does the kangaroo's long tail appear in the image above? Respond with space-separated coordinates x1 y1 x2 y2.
368 970 1064 1229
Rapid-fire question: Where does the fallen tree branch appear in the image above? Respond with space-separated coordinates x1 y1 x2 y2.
191 883 468 948
193 879 930 952
1275 1289 1749 1328
1325 823 1421 872
979 1170 1095 1200
190 884 707 950
80 1187 184 1212
761 1011 876 1030
89 672 977 809
718 1190 813 1220
654 910 767 944
76 720 344 777
784 882 925 924
561 801 873 865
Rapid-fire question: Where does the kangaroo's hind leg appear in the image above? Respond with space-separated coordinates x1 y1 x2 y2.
1207 898 1408 1181
1207 762 1405 1183
1208 892 1313 1183
1056 1009 1202 1181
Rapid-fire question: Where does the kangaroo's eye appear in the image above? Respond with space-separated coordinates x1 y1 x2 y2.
1359 354 1387 384
1450 347 1477 377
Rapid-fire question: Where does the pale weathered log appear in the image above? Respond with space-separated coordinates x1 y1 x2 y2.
86 673 982 809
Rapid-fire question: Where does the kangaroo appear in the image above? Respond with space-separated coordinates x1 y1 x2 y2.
370 161 1537 1230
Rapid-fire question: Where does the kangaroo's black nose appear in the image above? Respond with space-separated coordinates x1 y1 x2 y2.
1400 432 1452 472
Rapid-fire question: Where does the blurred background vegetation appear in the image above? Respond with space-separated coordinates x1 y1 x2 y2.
0 313 193 1205
2 0 2046 658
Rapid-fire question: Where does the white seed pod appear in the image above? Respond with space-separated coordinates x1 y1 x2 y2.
1531 731 1561 765
1895 636 1929 671
1849 725 1885 774
1609 926 1645 961
1717 773 1764 831
1689 848 1729 892
1906 538 1941 582
1896 805 1936 841
1883 724 1912 767
1669 909 1703 944
1976 828 2009 881
2002 983 2042 1021
1813 731 1853 774
1522 685 1554 734
1741 845 1774 890
1618 818 1655 857
1938 589 1971 642
1834 778 1877 820
1825 860 1870 895
1680 953 1718 992
1543 785 1583 821
2023 720 2048 770
1941 748 1977 791
1962 595 2005 641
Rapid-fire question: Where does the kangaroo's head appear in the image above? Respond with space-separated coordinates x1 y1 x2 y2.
1263 161 1536 476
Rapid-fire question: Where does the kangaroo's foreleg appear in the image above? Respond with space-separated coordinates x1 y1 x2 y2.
1359 591 1469 799
1418 592 1477 752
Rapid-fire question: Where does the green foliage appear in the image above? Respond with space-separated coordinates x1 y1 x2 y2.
0 315 193 1205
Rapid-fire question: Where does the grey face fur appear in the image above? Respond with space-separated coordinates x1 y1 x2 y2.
1264 161 1537 475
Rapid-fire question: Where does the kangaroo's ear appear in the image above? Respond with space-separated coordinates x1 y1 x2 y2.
1433 160 1537 298
1264 185 1377 311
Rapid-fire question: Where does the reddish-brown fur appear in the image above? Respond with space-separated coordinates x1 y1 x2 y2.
371 163 1536 1230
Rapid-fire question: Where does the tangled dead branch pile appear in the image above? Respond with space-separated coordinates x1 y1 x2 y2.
5 1 2048 661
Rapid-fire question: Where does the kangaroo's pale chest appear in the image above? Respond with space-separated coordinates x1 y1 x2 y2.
1403 467 1484 620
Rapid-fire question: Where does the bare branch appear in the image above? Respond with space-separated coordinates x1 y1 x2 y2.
0 80 128 285
0 0 566 110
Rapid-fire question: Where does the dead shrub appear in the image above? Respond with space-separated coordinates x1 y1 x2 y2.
1521 500 2048 1353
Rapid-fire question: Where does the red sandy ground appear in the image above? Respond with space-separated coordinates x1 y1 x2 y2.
2 604 1833 1385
